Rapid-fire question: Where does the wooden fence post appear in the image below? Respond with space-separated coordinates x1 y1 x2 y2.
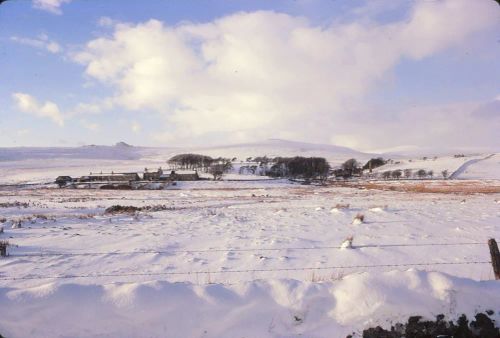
0 241 7 258
488 238 500 280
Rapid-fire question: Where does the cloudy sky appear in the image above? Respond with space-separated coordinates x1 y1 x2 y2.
0 0 499 151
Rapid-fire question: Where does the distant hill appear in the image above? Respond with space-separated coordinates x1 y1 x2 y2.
0 144 145 161
178 139 374 165
0 140 496 183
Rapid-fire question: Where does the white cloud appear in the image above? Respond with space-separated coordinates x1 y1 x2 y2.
11 34 62 53
98 17 116 27
360 100 500 151
12 93 64 126
80 119 99 131
32 0 71 15
16 129 31 136
131 121 141 134
72 0 499 146
71 102 103 115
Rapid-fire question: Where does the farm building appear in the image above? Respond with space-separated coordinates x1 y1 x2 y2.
55 176 74 187
78 172 140 183
143 168 164 181
143 168 199 181
164 170 199 181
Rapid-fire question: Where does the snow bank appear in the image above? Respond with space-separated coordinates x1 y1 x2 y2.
0 270 498 338
453 154 500 180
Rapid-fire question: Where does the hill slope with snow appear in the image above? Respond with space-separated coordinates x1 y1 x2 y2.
451 154 500 180
0 140 370 184
372 153 499 180
0 140 497 183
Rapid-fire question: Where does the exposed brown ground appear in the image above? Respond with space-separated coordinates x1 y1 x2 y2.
330 180 500 194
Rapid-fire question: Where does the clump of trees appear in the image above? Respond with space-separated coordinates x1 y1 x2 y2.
209 160 233 180
404 169 412 179
416 169 427 178
362 158 386 171
332 158 363 179
381 171 392 179
253 156 271 165
267 156 330 180
168 153 233 179
342 159 359 177
168 154 214 170
391 169 402 179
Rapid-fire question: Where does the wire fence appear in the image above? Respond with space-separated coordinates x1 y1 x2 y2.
0 260 491 281
0 241 494 282
5 241 487 257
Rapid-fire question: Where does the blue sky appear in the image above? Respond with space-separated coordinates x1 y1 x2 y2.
0 0 499 151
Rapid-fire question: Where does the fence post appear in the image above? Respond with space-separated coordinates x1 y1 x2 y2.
0 241 7 257
488 238 500 280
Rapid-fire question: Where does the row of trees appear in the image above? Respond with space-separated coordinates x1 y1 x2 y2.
267 157 330 180
168 154 450 181
333 158 386 179
334 158 450 180
167 154 233 180
168 154 215 170
379 169 449 180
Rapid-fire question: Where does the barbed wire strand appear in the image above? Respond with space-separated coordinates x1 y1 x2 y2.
0 260 491 281
7 242 486 258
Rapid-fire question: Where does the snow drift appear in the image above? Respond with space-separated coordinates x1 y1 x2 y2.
0 270 498 338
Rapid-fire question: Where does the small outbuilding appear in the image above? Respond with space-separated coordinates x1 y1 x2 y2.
55 176 73 187
143 168 164 181
163 170 199 181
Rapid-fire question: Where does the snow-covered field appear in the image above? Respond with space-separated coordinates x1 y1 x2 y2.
0 142 499 337
0 141 497 185
0 140 373 184
372 153 500 180
0 180 499 337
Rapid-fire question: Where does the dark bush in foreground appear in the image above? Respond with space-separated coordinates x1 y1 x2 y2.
350 312 499 338
104 205 174 214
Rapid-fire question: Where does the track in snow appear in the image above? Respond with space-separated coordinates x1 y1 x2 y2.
449 154 495 179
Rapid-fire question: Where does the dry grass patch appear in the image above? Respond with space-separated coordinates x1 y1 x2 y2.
310 270 345 282
352 213 365 224
334 203 350 209
336 180 500 194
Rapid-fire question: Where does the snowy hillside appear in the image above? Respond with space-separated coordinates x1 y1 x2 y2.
451 154 500 180
372 153 500 180
189 139 373 162
0 140 370 184
0 141 498 184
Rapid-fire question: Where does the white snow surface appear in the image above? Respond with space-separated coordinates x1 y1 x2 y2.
1 271 498 338
0 141 498 184
0 181 499 337
0 140 373 184
372 153 500 180
452 154 500 180
0 142 499 337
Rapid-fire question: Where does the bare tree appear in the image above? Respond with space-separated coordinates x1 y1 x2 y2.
341 158 359 178
442 169 448 179
382 171 392 179
209 159 232 180
416 169 427 179
392 170 402 179
404 169 412 179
